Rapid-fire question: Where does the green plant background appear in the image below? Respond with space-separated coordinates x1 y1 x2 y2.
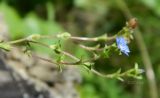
0 0 160 98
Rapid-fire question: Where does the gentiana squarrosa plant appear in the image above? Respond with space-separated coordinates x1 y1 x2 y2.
0 18 144 81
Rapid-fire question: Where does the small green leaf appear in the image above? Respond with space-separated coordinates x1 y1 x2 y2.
134 63 139 70
23 48 32 57
117 77 124 81
111 43 116 47
50 43 61 54
102 45 110 58
116 68 121 74
103 49 110 58
83 62 94 70
56 55 64 72
57 32 71 39
93 53 100 60
0 43 11 51
118 51 122 55
58 64 63 72
56 54 64 62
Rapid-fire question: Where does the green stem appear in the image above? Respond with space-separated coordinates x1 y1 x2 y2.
70 35 116 42
3 30 140 81
70 36 98 42
8 38 27 44
78 44 103 51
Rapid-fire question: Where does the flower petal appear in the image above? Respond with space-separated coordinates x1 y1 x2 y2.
116 37 130 56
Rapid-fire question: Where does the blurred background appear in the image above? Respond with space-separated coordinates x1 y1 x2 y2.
0 0 160 98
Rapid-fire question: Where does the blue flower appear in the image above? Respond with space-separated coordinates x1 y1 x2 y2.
116 37 130 56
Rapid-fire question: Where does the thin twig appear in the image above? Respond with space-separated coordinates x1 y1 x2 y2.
5 37 137 81
31 54 58 65
42 34 116 42
70 35 116 42
31 52 129 79
78 44 103 51
70 36 98 42
3 29 140 81
27 40 120 78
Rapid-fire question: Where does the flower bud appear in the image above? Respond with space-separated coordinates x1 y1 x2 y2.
127 18 138 29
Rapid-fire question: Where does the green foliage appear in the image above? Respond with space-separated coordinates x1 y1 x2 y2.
0 0 159 98
0 3 25 38
80 71 132 98
140 0 160 16
0 2 63 38
0 2 64 55
0 43 11 51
